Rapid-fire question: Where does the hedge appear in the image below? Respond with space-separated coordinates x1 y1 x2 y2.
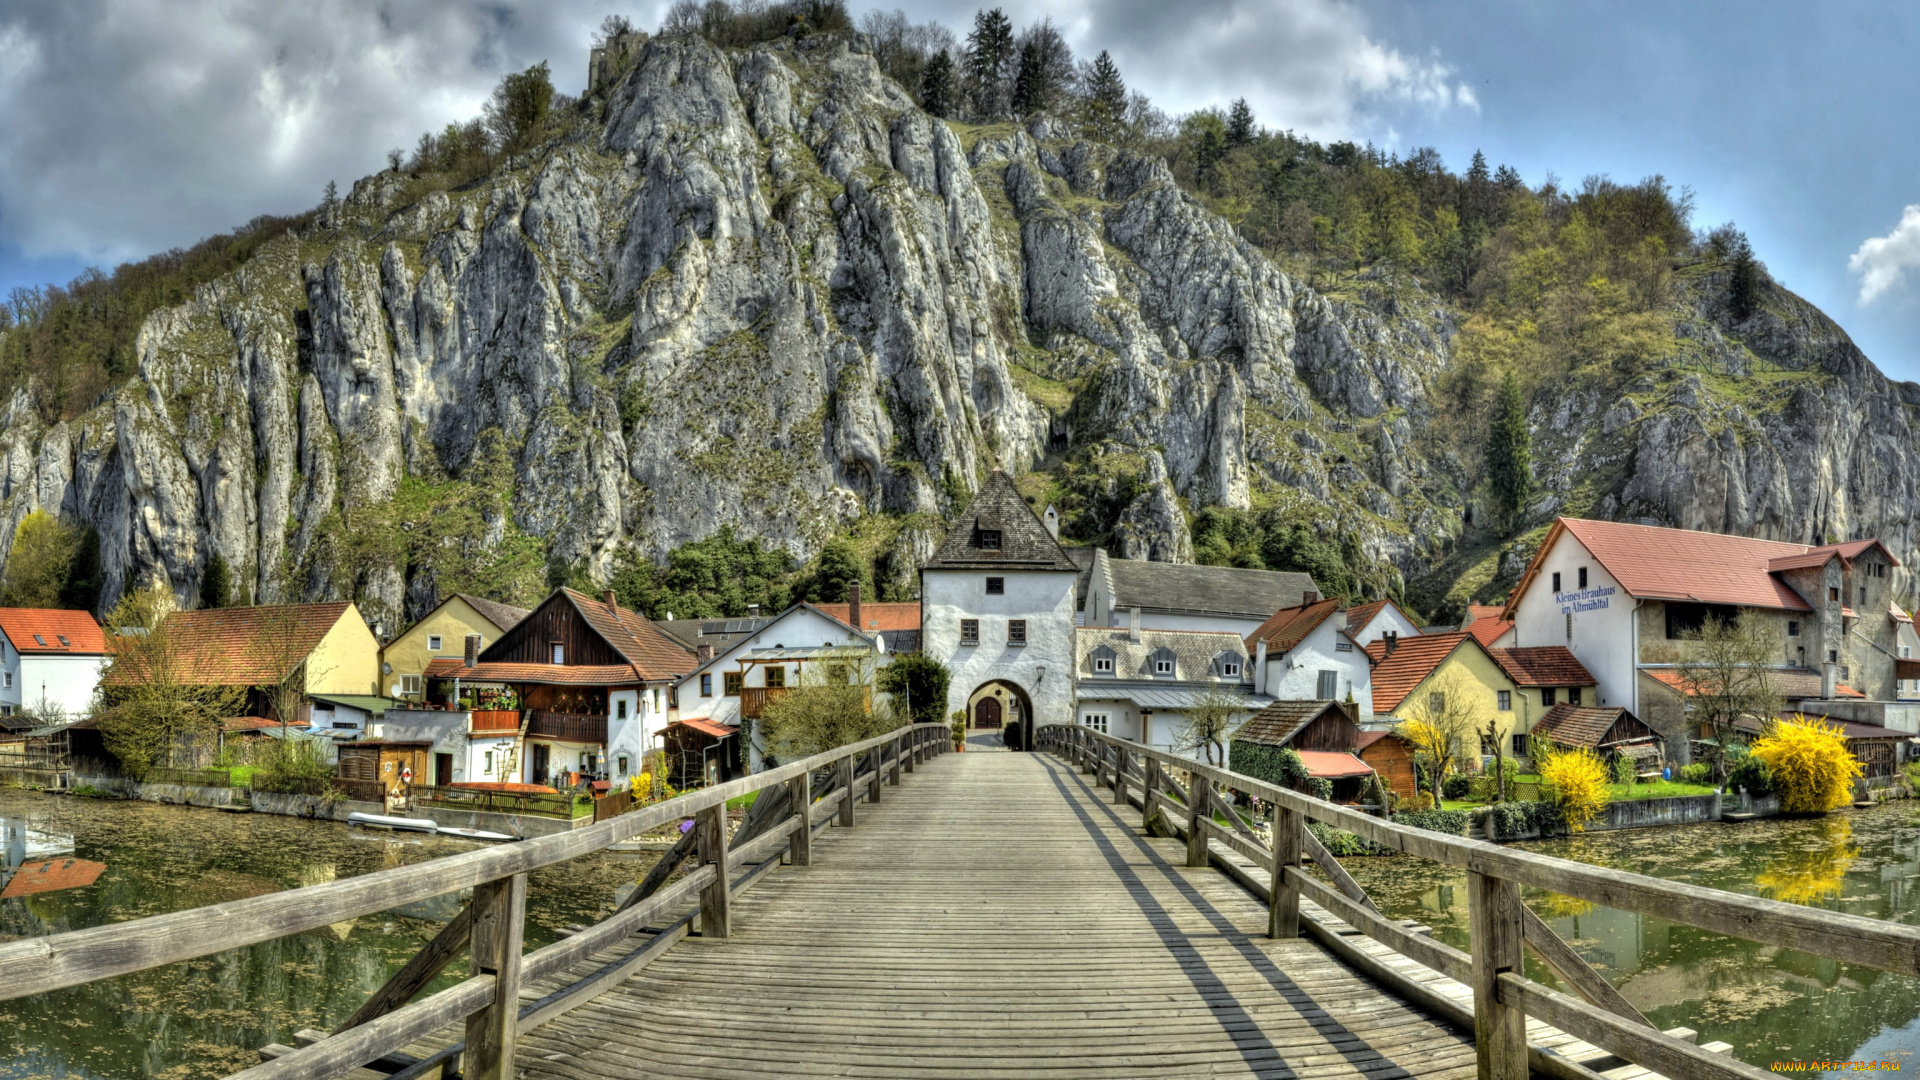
1390 808 1470 836
1229 741 1307 790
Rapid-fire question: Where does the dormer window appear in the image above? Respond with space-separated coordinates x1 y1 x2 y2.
1090 645 1116 675
1155 657 1174 675
1149 648 1177 678
978 529 1002 551
1214 652 1242 678
32 635 45 646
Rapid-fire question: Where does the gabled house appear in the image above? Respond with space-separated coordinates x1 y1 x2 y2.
423 588 694 786
381 594 530 703
0 609 109 717
1228 699 1373 801
1073 625 1265 752
1365 632 1595 764
103 603 381 720
1083 549 1319 635
1462 604 1515 649
1245 598 1374 720
1343 600 1423 649
1528 705 1663 768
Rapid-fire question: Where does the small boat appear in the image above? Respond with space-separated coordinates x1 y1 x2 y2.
347 812 439 833
437 826 517 842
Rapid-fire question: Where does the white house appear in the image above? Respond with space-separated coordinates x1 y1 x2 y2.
923 471 1080 734
1342 599 1423 649
0 610 109 718
1083 548 1318 636
1897 606 1920 702
1073 623 1267 753
1244 598 1376 721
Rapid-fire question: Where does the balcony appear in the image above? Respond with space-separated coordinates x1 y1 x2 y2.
740 686 790 719
524 710 608 744
468 710 521 735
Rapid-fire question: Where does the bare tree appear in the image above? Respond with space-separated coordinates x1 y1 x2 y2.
1395 669 1484 801
1176 689 1241 766
1675 610 1783 781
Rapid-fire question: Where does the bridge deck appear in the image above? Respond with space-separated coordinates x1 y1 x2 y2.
507 751 1477 1079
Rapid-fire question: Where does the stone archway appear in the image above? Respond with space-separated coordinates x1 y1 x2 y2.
966 680 1035 749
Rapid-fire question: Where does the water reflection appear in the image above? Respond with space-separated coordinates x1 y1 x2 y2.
0 790 654 1080
1344 803 1920 1070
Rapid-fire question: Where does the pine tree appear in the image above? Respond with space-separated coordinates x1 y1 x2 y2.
1083 50 1126 141
1485 371 1531 526
1225 98 1255 147
1726 229 1760 321
201 552 232 609
920 49 955 117
1494 163 1524 195
964 8 1014 118
1011 40 1044 116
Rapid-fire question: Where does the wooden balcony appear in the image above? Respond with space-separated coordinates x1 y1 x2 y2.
468 710 521 734
524 710 608 744
740 686 789 719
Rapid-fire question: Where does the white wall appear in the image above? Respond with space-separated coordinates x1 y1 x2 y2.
1076 698 1141 741
2 651 106 716
675 607 875 723
465 735 519 784
607 688 643 781
1349 606 1421 648
1261 619 1374 719
1509 534 1637 711
925 568 1078 728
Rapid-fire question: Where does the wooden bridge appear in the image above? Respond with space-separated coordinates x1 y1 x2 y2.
4 722 1919 1080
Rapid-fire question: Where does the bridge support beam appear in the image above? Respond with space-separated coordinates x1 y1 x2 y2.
1469 870 1527 1080
868 745 884 804
787 770 812 867
464 873 526 1080
695 802 731 938
1186 773 1212 868
1269 808 1300 939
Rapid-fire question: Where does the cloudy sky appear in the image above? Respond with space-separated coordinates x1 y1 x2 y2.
3 0 1919 379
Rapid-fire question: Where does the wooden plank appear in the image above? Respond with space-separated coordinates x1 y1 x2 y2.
1300 821 1380 914
1185 772 1211 868
462 874 525 1080
694 803 730 939
1289 868 1472 982
333 900 475 1034
233 974 493 1080
1498 975 1770 1080
1521 905 1654 1030
835 754 855 827
1471 870 1527 1080
518 867 712 985
517 915 694 1033
1270 807 1300 940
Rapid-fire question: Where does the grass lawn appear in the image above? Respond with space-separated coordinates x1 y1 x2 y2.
726 791 760 811
1440 800 1480 811
1608 780 1717 800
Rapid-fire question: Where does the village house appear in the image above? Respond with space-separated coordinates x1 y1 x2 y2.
1083 548 1318 635
1072 624 1265 753
1365 631 1598 765
1342 600 1424 649
380 594 530 703
1528 705 1666 774
1228 699 1373 801
103 602 382 721
1504 517 1908 756
923 472 1080 736
0 609 109 718
1461 604 1516 649
650 613 774 656
1356 730 1419 800
1244 597 1375 720
421 587 694 788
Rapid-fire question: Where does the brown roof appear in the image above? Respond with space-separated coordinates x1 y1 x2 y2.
0 609 107 654
1465 616 1513 647
671 716 735 739
1355 730 1397 751
1532 705 1635 749
1641 667 1866 700
1365 632 1476 713
925 471 1079 572
1346 599 1419 637
1232 699 1350 748
557 588 695 680
1244 598 1342 654
813 601 921 633
1487 647 1596 688
1 857 106 898
456 594 532 633
223 716 311 732
424 658 647 686
105 603 356 687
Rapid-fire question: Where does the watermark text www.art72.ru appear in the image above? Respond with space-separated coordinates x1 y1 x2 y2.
1769 1064 1900 1072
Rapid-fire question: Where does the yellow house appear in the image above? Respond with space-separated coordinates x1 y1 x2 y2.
380 594 531 703
1365 632 1597 761
105 602 384 719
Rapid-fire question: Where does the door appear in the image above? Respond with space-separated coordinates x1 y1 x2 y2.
532 743 550 785
434 753 452 787
974 697 1002 730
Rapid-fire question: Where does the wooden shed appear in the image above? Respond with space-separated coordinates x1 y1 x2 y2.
337 741 432 795
1356 731 1419 800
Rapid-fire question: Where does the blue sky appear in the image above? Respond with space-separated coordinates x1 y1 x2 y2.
3 0 1917 380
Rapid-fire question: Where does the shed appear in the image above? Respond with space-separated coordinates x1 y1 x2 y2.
1731 715 1911 779
1530 705 1662 759
661 718 739 790
336 740 432 794
1229 700 1371 801
1356 731 1419 800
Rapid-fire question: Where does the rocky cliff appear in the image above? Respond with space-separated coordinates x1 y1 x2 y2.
1 32 1916 633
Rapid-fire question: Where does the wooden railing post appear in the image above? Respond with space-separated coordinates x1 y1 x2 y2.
1270 807 1301 939
1469 870 1527 1080
868 745 884 803
695 801 731 938
787 770 812 867
1114 746 1130 807
1143 755 1161 833
836 753 855 827
463 873 526 1080
888 736 902 785
902 731 915 774
1186 772 1212 868
1082 732 1096 774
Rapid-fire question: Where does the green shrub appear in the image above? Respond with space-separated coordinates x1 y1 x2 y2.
1680 762 1712 785
1442 774 1472 800
250 738 334 796
1391 809 1470 836
1308 821 1381 856
1727 752 1774 796
1610 755 1637 785
1230 741 1308 790
1483 799 1567 840
1305 776 1334 801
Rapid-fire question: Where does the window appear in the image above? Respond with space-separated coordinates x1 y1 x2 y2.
1542 687 1556 706
1093 653 1114 674
484 751 494 775
1830 587 1841 602
1577 567 1588 589
1861 587 1868 607
1008 619 1027 646
1552 572 1561 592
1335 641 1354 653
765 666 786 688
1665 602 1738 639
400 674 422 696
978 529 1002 551
1219 659 1241 678
617 754 629 777
724 672 743 696
1318 670 1339 698
31 635 44 646
55 635 68 647
1567 687 1582 706
1511 733 1529 756
701 673 713 697
1084 713 1109 734
616 699 629 720
1156 656 1175 676
428 635 442 651
961 619 980 645
1829 649 1838 664
1427 691 1445 713
1788 620 1800 637
1566 612 1572 640
2 672 11 689
654 687 663 710
550 642 565 664
668 686 677 707
1497 690 1512 711
986 576 1005 595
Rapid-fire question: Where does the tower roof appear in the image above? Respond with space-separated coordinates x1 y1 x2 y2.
925 471 1079 572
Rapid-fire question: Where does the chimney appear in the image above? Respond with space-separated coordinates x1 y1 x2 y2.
1302 590 1320 606
848 581 863 633
1128 606 1141 643
603 589 618 610
1384 633 1399 657
1822 661 1837 700
696 643 715 664
748 603 761 618
1042 503 1060 539
1253 639 1268 695
464 634 482 668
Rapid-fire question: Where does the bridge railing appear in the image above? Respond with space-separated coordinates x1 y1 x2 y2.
1037 724 1918 1080
0 720 953 1080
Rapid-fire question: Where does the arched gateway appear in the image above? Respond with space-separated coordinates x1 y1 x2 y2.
966 679 1033 736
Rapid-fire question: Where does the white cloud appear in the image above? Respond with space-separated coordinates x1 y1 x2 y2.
1849 205 1920 305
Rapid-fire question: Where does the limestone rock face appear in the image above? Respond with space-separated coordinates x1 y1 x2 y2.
4 31 1920 627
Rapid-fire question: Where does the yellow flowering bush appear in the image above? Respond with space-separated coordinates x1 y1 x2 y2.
1751 714 1862 813
1537 742 1610 832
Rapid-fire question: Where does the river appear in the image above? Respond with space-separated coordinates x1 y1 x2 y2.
1344 801 1920 1070
0 789 654 1080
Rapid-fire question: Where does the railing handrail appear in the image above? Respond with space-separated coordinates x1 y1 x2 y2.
0 720 952 1002
1036 724 1920 978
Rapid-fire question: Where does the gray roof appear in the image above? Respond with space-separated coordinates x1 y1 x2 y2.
1083 686 1273 711
1104 558 1318 620
879 629 921 653
456 594 532 633
1064 545 1099 608
926 471 1079 572
1076 627 1250 683
1232 700 1352 747
650 616 773 651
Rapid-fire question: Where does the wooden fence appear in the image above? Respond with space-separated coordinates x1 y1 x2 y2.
1038 724 1920 1080
0 721 951 1080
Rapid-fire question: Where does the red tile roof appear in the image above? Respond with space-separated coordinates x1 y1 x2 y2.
103 603 357 686
1641 667 1866 700
1364 632 1476 713
1487 647 1596 688
1 857 106 897
813 602 922 633
1245 597 1342 654
557 588 695 680
1296 751 1374 778
1355 730 1397 751
1464 614 1514 648
424 658 647 686
0 609 107 654
671 717 734 739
